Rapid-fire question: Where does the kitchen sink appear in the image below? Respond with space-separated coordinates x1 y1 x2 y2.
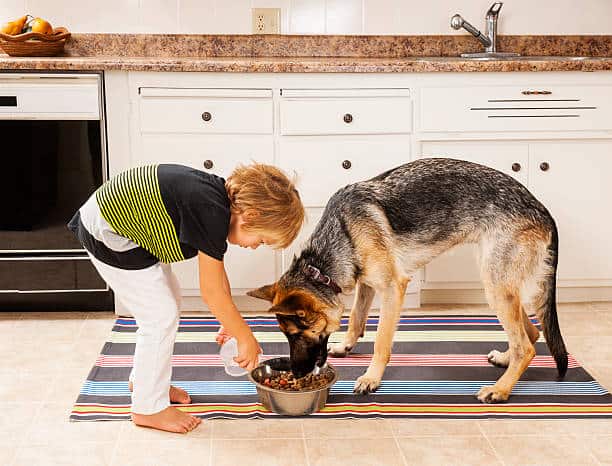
409 56 607 62
456 55 600 61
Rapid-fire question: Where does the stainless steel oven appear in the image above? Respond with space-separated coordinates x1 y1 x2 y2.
0 71 112 310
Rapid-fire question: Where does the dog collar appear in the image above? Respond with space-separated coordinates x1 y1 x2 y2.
305 265 342 294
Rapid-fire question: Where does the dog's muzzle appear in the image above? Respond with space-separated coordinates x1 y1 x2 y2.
288 334 330 378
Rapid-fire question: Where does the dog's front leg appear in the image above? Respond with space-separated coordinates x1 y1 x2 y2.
329 282 375 357
354 278 408 395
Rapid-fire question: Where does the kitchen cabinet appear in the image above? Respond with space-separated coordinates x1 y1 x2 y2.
131 86 276 294
529 141 612 281
421 139 612 288
106 70 612 307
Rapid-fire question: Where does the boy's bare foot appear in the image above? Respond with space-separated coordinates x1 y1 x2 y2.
169 385 191 404
128 382 191 404
131 406 202 433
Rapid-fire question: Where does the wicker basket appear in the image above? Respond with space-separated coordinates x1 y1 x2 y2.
0 27 71 57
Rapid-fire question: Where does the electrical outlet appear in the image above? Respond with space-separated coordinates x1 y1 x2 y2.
252 8 280 34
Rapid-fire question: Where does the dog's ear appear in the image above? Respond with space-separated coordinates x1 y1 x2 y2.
246 283 277 302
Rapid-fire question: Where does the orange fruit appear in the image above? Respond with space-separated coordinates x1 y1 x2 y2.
29 17 53 34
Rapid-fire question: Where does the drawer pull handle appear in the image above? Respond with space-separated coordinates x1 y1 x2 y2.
201 111 212 122
521 90 552 95
511 163 521 172
343 113 353 123
342 160 352 170
203 159 214 169
539 162 550 172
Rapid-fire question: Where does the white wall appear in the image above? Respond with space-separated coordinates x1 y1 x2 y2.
1 0 611 35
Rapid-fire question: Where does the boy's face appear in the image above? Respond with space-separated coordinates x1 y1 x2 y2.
227 213 269 249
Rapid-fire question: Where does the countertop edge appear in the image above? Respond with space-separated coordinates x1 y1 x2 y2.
1 56 612 73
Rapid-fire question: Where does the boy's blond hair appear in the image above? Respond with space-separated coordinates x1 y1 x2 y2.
225 164 304 249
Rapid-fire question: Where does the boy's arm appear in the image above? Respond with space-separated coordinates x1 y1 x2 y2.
198 252 261 369
222 267 231 295
215 267 233 345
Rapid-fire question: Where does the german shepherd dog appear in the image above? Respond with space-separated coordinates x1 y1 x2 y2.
248 158 568 403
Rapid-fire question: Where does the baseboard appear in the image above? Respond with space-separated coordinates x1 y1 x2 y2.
421 287 612 305
115 292 421 317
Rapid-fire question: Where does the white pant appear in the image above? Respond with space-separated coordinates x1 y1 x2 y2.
88 253 182 415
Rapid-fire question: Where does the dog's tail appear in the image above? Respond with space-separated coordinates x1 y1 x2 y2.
541 221 568 379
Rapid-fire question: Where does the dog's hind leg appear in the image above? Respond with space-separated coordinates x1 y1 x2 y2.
477 231 540 403
478 287 535 403
487 307 540 368
329 282 375 357
354 278 408 395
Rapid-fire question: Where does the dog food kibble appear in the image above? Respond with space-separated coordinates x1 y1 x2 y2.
261 371 333 391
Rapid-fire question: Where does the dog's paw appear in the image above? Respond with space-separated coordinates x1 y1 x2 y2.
476 385 510 404
353 375 381 395
487 349 510 368
328 342 352 358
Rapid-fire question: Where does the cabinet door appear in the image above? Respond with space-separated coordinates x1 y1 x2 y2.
135 134 277 293
420 142 528 284
279 136 410 207
529 141 612 282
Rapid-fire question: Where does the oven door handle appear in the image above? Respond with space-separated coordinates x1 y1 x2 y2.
0 254 90 261
0 96 17 106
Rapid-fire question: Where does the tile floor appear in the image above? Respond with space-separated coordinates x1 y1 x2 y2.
1 302 611 466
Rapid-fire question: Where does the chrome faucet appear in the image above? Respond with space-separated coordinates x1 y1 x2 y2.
451 2 519 58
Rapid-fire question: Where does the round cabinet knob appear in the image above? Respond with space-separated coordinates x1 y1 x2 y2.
540 162 550 172
511 163 521 172
343 113 353 124
203 159 214 169
342 160 352 169
201 111 212 122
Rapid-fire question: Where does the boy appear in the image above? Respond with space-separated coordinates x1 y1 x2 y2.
68 163 304 433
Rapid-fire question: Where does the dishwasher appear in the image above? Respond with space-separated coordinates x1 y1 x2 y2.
0 71 113 310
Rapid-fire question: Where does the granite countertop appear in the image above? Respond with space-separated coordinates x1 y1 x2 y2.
1 34 611 73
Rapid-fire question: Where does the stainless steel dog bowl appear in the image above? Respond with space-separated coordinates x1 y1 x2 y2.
248 357 338 416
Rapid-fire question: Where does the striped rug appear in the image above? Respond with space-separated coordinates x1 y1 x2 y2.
70 315 612 420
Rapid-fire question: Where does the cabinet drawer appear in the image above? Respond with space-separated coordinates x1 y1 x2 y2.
279 137 410 207
139 88 273 134
136 134 274 178
420 85 612 133
280 88 412 135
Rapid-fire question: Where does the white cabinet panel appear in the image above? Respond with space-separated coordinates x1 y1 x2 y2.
420 85 612 133
280 90 412 136
279 136 411 207
136 134 274 178
171 244 276 293
139 88 273 134
420 142 529 284
529 141 612 282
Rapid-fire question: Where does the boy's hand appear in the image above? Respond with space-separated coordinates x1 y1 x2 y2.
234 335 262 371
215 326 232 346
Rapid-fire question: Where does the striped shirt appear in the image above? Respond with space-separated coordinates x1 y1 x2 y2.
69 164 230 269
